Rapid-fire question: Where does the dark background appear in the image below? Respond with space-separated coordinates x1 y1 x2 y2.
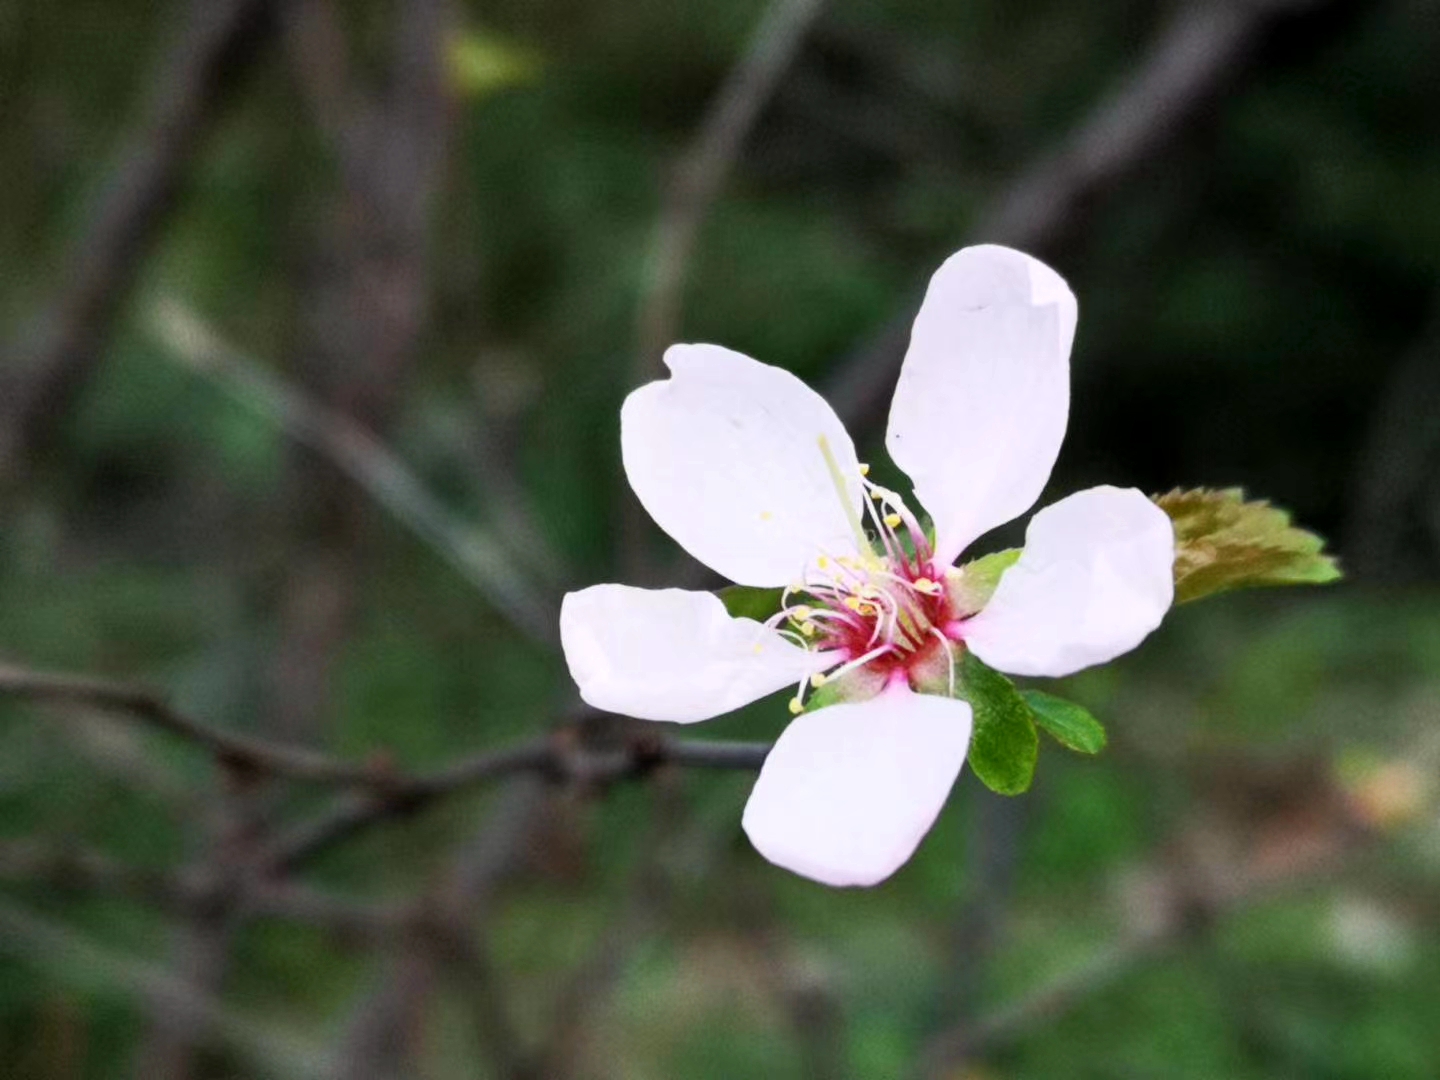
2 0 1439 1077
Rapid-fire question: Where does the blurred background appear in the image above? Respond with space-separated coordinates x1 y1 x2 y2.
2 0 1439 1077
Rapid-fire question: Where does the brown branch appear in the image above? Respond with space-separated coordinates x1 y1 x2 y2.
0 662 771 822
823 0 1337 437
626 0 828 579
259 733 772 874
328 780 547 1080
0 663 400 784
0 0 271 482
913 753 1374 1078
151 300 560 650
0 900 324 1078
131 760 266 1080
634 0 829 381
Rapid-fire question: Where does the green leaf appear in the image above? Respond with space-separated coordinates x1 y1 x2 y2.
1154 488 1342 604
958 651 1037 795
717 585 785 622
947 548 1021 617
1021 690 1107 754
445 29 541 99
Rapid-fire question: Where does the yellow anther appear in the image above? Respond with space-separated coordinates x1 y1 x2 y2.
870 490 884 501
858 463 871 477
913 577 941 594
792 605 813 620
759 510 773 521
844 596 863 612
800 621 817 637
788 696 804 715
884 513 902 528
817 556 830 569
810 672 827 688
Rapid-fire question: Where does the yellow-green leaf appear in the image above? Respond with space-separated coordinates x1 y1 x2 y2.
946 548 1021 617
1022 690 1107 754
1154 487 1341 604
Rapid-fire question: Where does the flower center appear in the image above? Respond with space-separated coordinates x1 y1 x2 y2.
768 446 959 712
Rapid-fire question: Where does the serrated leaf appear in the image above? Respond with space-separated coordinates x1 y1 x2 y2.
1021 690 1107 755
947 548 1021 617
717 585 785 622
958 651 1037 795
1154 487 1342 604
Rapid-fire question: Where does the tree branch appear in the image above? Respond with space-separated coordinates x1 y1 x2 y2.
0 0 271 481
823 0 1337 437
634 0 829 382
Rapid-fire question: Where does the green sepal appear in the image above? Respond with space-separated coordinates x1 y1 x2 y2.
946 548 1021 617
957 651 1038 796
1021 690 1107 755
717 585 785 622
1154 488 1342 604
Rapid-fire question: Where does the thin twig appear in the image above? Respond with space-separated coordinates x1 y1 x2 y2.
0 664 399 784
0 662 771 811
823 0 1336 437
259 736 772 873
634 0 828 381
0 901 323 1080
150 300 558 646
626 0 828 578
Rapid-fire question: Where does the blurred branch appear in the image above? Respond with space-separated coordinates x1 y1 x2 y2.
0 900 325 1079
260 731 772 874
1344 293 1440 578
132 761 266 1079
0 840 197 915
0 0 271 483
328 779 545 1080
627 0 828 578
914 755 1374 1078
634 0 828 380
0 661 770 809
0 663 402 784
150 300 559 646
263 0 457 742
824 0 1337 436
534 774 691 1078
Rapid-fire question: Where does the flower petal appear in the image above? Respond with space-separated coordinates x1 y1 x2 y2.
622 344 865 587
963 485 1175 677
741 688 972 886
886 245 1077 566
560 584 833 723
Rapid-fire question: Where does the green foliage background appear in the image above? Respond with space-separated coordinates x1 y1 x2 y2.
3 0 1440 1076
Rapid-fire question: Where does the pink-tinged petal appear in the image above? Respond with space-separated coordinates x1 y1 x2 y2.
963 485 1175 677
741 688 972 886
622 344 865 587
560 585 833 723
886 245 1077 567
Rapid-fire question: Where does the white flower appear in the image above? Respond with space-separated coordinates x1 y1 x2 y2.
560 245 1175 887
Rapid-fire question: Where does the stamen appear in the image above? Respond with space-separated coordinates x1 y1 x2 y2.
883 513 902 529
858 463 870 476
788 697 804 715
824 643 895 683
809 672 827 688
